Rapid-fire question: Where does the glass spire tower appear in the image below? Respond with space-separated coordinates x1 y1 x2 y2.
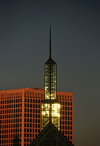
41 27 60 130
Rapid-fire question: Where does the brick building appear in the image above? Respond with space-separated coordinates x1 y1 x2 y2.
0 88 73 146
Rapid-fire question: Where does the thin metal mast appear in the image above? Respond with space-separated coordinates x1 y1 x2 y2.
49 26 51 59
49 26 51 123
49 26 51 146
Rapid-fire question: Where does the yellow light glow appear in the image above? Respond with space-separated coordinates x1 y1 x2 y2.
58 104 60 108
42 111 45 115
46 111 49 114
51 103 60 118
41 102 60 130
45 104 47 107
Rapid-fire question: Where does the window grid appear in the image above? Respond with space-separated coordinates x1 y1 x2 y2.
0 89 73 145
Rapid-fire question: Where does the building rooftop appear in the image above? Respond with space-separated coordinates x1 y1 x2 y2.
30 122 74 146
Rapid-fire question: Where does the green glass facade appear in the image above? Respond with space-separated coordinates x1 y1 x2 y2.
31 122 75 146
45 59 56 100
41 27 60 131
41 58 60 130
41 100 60 131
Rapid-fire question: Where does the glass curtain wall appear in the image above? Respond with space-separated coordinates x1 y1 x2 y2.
41 59 60 130
41 102 60 131
45 59 56 100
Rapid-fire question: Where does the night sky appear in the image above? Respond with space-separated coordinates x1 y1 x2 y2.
0 0 100 145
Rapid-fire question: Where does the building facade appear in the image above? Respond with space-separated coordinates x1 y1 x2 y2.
41 27 60 131
0 27 74 146
0 88 73 146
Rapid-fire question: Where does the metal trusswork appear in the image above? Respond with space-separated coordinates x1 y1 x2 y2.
45 59 57 100
41 100 60 131
41 27 60 131
45 26 57 100
30 122 75 146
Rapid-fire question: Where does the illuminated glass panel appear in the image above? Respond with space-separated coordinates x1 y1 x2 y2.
51 103 60 131
45 59 56 100
41 101 60 130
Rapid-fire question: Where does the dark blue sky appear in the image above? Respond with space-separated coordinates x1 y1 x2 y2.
0 0 100 145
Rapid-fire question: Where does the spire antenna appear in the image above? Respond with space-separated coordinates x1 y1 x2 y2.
49 26 51 59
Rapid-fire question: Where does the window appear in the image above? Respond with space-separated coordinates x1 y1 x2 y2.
38 129 40 133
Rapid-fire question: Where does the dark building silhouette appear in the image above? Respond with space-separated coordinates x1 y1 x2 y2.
30 122 74 146
13 135 20 146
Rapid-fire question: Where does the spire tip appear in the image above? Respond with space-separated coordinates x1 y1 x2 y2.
49 26 51 59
